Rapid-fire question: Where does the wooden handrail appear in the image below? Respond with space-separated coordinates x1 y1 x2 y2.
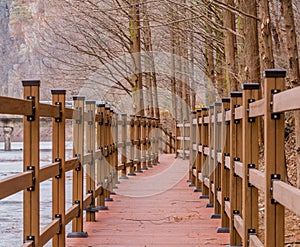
0 81 164 246
0 171 33 200
0 96 32 116
183 69 300 247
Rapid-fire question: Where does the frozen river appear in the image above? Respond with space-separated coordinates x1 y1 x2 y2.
0 142 74 247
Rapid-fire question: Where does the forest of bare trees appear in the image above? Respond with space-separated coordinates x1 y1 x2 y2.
38 0 300 191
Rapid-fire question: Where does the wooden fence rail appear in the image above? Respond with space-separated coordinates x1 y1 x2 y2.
182 69 300 247
0 80 175 246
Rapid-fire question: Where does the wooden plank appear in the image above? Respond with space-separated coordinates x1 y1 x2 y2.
233 215 244 239
83 193 93 209
184 123 190 127
192 118 197 125
118 163 125 171
225 156 230 169
204 147 210 156
0 96 32 115
65 204 79 225
184 137 190 141
249 235 264 247
21 241 34 247
249 169 265 191
40 162 60 182
273 86 300 113
94 185 103 198
40 219 60 246
0 171 32 200
204 177 210 187
177 137 184 140
225 110 231 121
273 181 300 215
217 191 222 204
65 108 81 120
192 168 197 177
225 201 231 218
192 143 197 151
65 158 80 172
83 152 92 165
234 106 244 120
211 115 215 123
234 161 244 179
217 152 222 163
249 99 265 118
177 123 184 128
211 183 215 194
94 149 102 160
204 116 210 124
198 145 202 152
39 103 60 118
217 112 223 123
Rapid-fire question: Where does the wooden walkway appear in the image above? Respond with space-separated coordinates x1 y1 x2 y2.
67 154 229 247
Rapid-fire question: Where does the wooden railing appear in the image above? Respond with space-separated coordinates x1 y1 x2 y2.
183 69 300 247
0 80 166 246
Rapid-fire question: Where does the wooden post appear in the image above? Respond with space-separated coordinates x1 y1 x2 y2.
212 102 222 217
264 69 286 247
112 112 119 187
135 115 143 173
104 107 113 201
189 111 196 186
85 101 96 221
207 105 214 207
147 117 153 168
109 109 118 193
96 103 108 210
128 115 136 176
169 132 172 154
70 96 87 237
217 97 230 233
200 107 209 199
175 120 180 158
155 118 160 164
242 83 260 244
182 119 186 159
195 109 202 192
229 92 243 246
120 114 128 179
22 80 40 246
51 89 66 246
141 116 148 170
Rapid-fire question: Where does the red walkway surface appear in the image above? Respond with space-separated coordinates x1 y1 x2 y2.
67 154 229 247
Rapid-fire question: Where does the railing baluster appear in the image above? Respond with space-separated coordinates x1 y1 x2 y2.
69 96 87 238
51 89 66 246
264 69 286 247
229 92 243 246
85 101 96 221
22 80 40 246
96 103 108 210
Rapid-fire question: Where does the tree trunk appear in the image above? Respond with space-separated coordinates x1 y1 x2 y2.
142 0 154 117
130 0 144 116
223 0 238 93
170 4 177 120
259 0 275 70
281 0 300 189
189 28 196 110
242 0 261 83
